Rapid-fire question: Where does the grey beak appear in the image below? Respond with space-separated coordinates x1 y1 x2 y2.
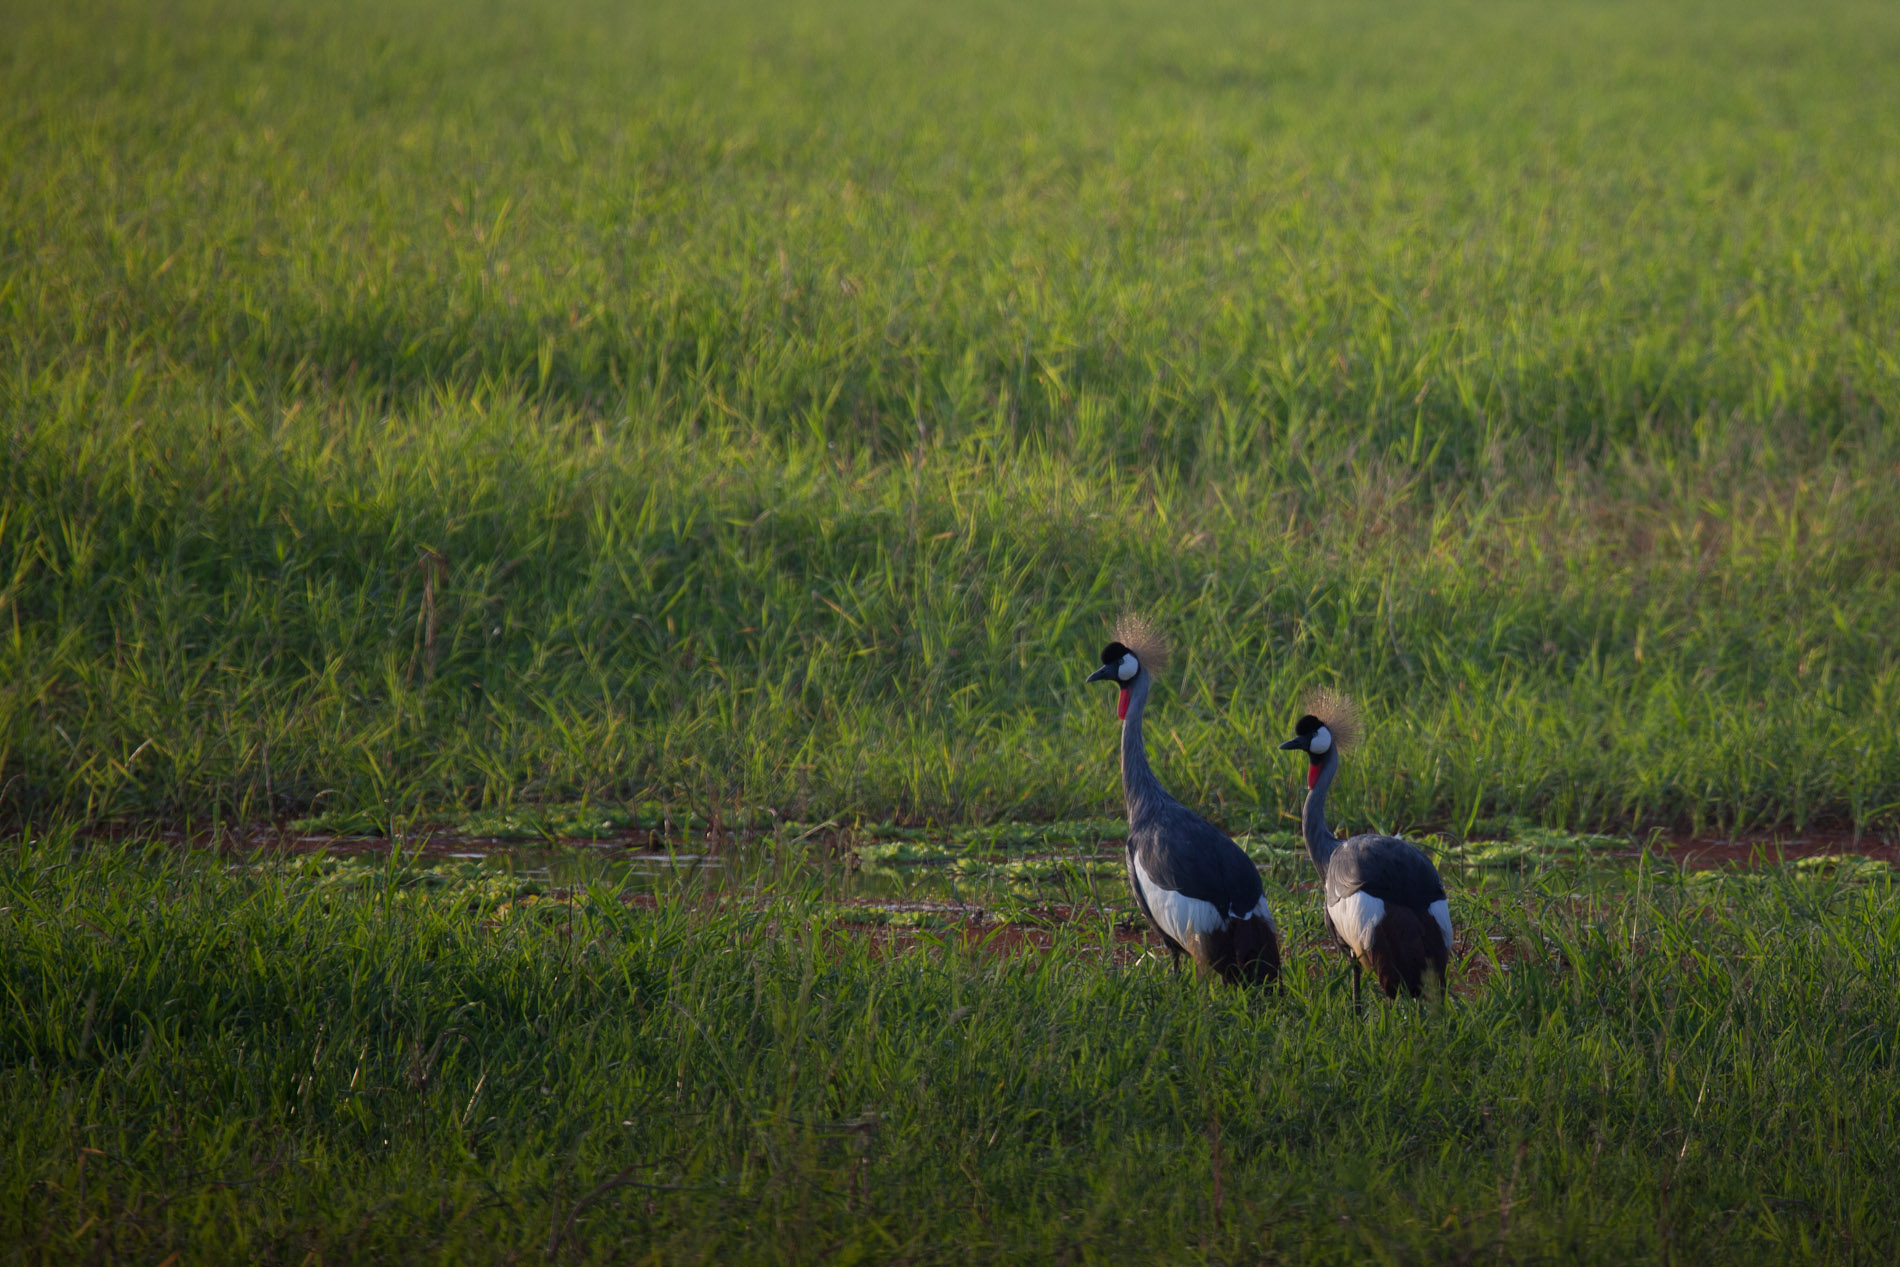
1084 664 1117 684
1278 737 1304 750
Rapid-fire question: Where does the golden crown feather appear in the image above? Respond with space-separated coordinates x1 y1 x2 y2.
1302 686 1364 752
1113 611 1172 674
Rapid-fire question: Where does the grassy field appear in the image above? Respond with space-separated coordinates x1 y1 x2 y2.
3 0 1899 837
4 1 1900 1258
3 836 1897 1264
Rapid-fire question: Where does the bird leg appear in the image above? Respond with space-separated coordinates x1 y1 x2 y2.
1351 959 1362 1013
1170 945 1182 976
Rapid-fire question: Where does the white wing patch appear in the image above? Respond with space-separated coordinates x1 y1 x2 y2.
1326 890 1386 956
1238 893 1277 932
1428 899 1453 953
1133 859 1226 945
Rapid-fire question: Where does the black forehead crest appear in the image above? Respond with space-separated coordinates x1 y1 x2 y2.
1293 714 1322 735
1099 641 1131 665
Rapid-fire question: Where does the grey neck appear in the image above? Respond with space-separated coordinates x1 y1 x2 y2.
1119 672 1168 818
1302 749 1342 874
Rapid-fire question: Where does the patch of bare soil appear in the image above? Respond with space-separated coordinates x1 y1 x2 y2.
1657 828 1899 869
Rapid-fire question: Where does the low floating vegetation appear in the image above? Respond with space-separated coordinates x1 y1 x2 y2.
241 825 1896 949
1687 853 1895 887
289 800 701 841
269 805 1892 893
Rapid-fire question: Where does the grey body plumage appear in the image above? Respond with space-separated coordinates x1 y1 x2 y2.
1088 629 1279 985
1283 708 1452 1003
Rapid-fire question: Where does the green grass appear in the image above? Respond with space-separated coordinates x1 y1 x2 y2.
3 835 1897 1263
4 0 1900 838
8 4 1900 1254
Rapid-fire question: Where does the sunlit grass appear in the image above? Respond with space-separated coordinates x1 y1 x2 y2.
3 0 1897 1257
2 0 1898 838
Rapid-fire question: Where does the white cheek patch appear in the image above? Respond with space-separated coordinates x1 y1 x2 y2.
1429 899 1453 953
1308 726 1332 754
1116 653 1139 681
1326 891 1385 957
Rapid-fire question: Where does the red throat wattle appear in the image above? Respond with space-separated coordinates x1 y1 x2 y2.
1307 763 1321 789
1117 688 1130 720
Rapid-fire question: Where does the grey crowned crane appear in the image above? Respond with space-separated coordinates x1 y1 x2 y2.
1085 616 1280 985
1279 691 1452 1004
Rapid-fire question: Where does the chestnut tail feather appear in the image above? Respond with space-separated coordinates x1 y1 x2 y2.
1364 906 1449 1000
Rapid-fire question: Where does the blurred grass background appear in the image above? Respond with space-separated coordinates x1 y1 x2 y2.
3 0 1898 833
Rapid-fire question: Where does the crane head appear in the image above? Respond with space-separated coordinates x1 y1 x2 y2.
1279 714 1335 787
1085 640 1142 718
1084 613 1171 720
